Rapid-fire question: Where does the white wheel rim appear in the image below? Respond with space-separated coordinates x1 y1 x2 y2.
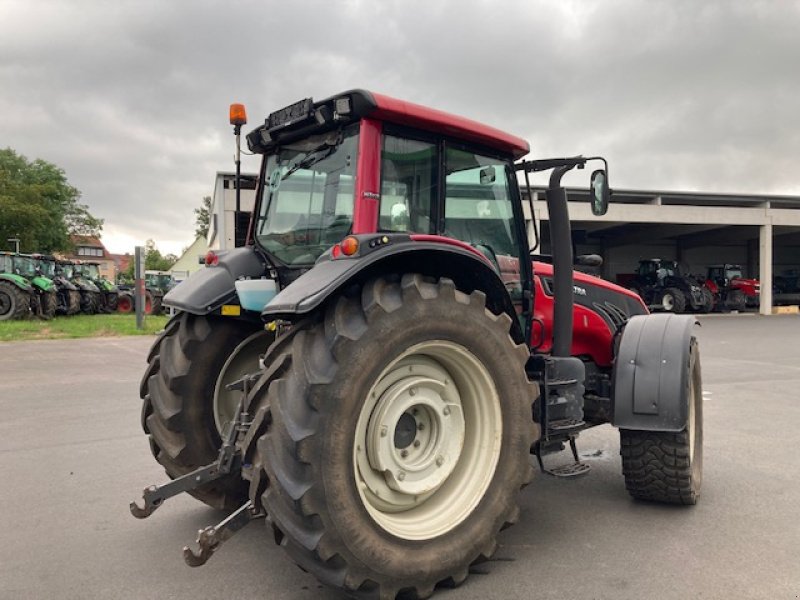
213 330 271 434
353 340 502 540
663 294 674 311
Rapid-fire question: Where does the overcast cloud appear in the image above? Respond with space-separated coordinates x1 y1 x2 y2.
1 0 798 255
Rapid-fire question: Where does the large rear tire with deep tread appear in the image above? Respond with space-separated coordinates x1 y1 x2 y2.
620 337 702 505
40 291 57 320
140 312 265 510
243 274 538 599
0 281 30 321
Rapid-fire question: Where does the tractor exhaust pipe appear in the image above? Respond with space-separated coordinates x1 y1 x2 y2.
546 166 575 357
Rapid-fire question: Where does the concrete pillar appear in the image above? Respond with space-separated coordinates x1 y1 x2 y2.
759 222 773 315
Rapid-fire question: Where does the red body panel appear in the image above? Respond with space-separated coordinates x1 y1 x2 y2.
731 277 760 297
353 118 382 234
408 234 494 266
370 92 530 159
530 262 647 366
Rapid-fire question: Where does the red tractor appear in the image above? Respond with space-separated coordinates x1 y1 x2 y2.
703 263 759 311
131 91 703 598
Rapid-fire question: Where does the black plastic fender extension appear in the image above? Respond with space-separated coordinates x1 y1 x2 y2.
261 235 522 342
163 247 268 315
612 313 698 432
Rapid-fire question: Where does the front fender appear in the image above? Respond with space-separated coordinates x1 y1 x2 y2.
164 246 268 314
31 276 55 293
0 273 32 292
612 313 697 432
262 234 522 341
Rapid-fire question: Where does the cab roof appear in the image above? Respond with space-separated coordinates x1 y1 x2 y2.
249 89 530 159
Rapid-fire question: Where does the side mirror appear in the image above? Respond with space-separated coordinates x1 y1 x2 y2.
590 169 610 216
479 166 496 185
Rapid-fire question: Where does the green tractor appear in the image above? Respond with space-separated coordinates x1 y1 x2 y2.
76 261 118 312
0 251 34 320
0 252 58 319
116 270 168 315
34 254 81 315
58 260 102 314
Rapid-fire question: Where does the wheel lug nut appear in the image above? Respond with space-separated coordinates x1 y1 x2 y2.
413 440 421 448
443 406 450 416
409 388 416 396
418 423 425 431
380 426 388 437
436 455 444 467
398 471 406 481
400 449 408 458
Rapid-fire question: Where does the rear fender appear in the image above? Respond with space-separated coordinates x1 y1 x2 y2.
262 234 523 343
612 313 697 432
164 246 268 315
0 273 33 292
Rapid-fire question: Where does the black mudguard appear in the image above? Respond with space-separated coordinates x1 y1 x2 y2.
164 247 268 315
612 313 697 432
262 235 519 340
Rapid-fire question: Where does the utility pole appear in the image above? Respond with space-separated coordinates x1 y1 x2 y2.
7 236 20 253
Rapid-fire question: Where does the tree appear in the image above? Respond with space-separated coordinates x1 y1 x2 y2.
194 195 212 238
0 148 103 252
121 239 177 280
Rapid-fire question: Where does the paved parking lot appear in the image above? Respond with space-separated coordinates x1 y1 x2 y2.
1 316 799 599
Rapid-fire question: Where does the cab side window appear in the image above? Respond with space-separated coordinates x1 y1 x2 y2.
380 135 437 233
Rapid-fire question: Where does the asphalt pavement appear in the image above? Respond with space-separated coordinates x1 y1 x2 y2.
0 316 799 600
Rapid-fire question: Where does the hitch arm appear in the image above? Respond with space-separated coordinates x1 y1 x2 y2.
183 500 262 567
130 374 257 519
129 454 239 519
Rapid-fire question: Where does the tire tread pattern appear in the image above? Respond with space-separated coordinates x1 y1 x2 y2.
243 274 538 599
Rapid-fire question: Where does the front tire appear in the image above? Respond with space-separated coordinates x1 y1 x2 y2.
0 281 30 321
661 288 686 313
620 337 702 504
244 274 538 598
140 312 267 509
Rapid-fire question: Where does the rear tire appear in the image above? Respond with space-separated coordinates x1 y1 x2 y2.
699 288 714 313
620 337 702 504
0 281 30 321
140 312 266 510
40 291 57 320
661 288 686 313
243 274 538 598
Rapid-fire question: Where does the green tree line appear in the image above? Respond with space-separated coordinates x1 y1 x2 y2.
0 148 103 252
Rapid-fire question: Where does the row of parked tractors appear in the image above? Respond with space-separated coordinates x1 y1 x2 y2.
0 251 172 321
618 259 760 314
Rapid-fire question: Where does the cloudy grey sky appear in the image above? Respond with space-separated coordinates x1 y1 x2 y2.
2 0 798 256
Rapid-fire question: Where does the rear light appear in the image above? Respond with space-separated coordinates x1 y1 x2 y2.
205 251 219 266
340 236 359 256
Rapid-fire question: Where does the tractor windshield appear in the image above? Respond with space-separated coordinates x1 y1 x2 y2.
13 256 37 278
83 264 100 278
255 124 359 265
60 264 74 278
38 259 56 277
726 266 743 279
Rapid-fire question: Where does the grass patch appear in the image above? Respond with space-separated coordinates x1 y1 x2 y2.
0 314 169 342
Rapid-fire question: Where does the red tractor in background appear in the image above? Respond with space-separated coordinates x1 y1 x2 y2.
702 263 759 311
131 90 702 599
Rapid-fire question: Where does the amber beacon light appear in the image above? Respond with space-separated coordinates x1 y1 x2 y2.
229 103 247 126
